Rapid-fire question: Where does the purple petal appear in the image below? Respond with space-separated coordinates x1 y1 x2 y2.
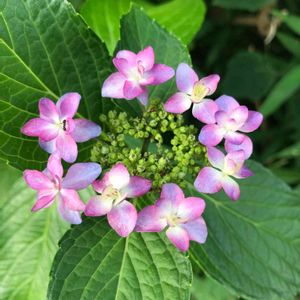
215 110 230 127
108 163 130 190
224 150 246 175
92 173 110 193
225 132 246 144
221 176 240 201
57 200 82 224
56 92 81 119
84 195 113 217
39 138 57 154
56 133 78 163
123 80 144 99
194 167 222 194
116 50 136 66
47 153 63 179
215 95 239 113
71 119 101 142
107 200 137 237
101 72 126 99
123 176 152 198
60 189 85 211
137 46 154 71
176 63 198 94
113 57 132 76
192 100 218 124
177 197 206 221
137 88 148 106
23 170 54 190
182 217 208 244
21 118 59 141
225 135 253 159
62 163 101 190
236 166 253 179
240 111 263 133
199 74 220 95
164 92 191 114
39 98 59 123
198 124 225 146
166 226 190 252
31 190 56 211
135 205 167 232
230 105 248 126
145 64 175 85
206 147 225 169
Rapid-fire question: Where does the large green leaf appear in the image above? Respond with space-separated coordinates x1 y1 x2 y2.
188 161 300 299
48 217 192 300
277 32 300 59
0 0 112 171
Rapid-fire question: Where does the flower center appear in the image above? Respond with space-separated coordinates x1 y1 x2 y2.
129 61 144 83
166 214 186 227
102 185 123 205
191 82 208 103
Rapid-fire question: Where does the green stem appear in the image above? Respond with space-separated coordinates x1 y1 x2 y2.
141 138 150 154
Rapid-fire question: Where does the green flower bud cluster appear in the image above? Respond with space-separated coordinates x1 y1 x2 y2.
91 99 207 189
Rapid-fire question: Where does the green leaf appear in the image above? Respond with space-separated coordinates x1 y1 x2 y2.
212 0 276 11
188 161 300 299
0 0 112 171
273 10 300 36
260 64 300 117
277 32 300 59
0 162 68 300
48 217 192 300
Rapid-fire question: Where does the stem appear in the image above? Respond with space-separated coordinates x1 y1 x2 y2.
141 138 150 155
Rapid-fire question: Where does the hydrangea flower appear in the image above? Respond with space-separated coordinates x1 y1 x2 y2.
198 95 263 159
85 163 152 237
21 93 101 163
135 183 207 252
23 153 101 224
164 63 220 123
194 147 253 201
101 46 174 105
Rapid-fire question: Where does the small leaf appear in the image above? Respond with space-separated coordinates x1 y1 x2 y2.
277 32 300 59
212 0 276 11
273 10 300 36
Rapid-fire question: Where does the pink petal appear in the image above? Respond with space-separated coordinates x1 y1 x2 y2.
84 195 113 217
223 150 246 175
166 226 190 252
92 173 110 193
225 135 253 159
39 138 57 154
101 72 126 98
199 74 220 95
230 105 248 126
108 163 130 190
116 50 137 66
240 111 263 133
192 100 218 124
60 189 85 211
31 190 56 211
215 95 239 113
21 118 59 141
164 92 191 114
221 176 240 201
122 176 152 198
177 197 206 221
56 133 78 163
145 64 175 85
236 166 253 179
137 46 154 71
194 167 222 194
225 131 246 144
182 217 208 244
176 63 198 94
107 200 137 237
71 119 101 142
56 92 81 119
113 57 132 76
207 147 225 169
39 98 59 123
123 80 144 99
57 200 82 224
198 124 225 146
23 170 54 190
215 110 230 127
47 153 63 179
137 88 148 106
135 205 167 232
62 163 101 190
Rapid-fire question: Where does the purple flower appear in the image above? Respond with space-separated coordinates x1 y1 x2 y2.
198 95 263 159
85 163 152 237
194 147 253 201
21 93 101 163
135 183 207 252
101 46 175 105
164 63 220 123
23 153 101 224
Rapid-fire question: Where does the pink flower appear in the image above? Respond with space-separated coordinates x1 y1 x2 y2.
85 163 152 237
198 95 263 159
21 93 101 163
164 63 220 123
194 147 253 201
101 46 175 106
135 183 207 252
23 153 102 224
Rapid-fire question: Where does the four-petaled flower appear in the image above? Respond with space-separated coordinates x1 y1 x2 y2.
135 183 207 252
21 93 101 163
85 163 152 237
194 147 253 201
198 95 263 159
101 46 175 105
164 63 220 124
23 153 101 224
